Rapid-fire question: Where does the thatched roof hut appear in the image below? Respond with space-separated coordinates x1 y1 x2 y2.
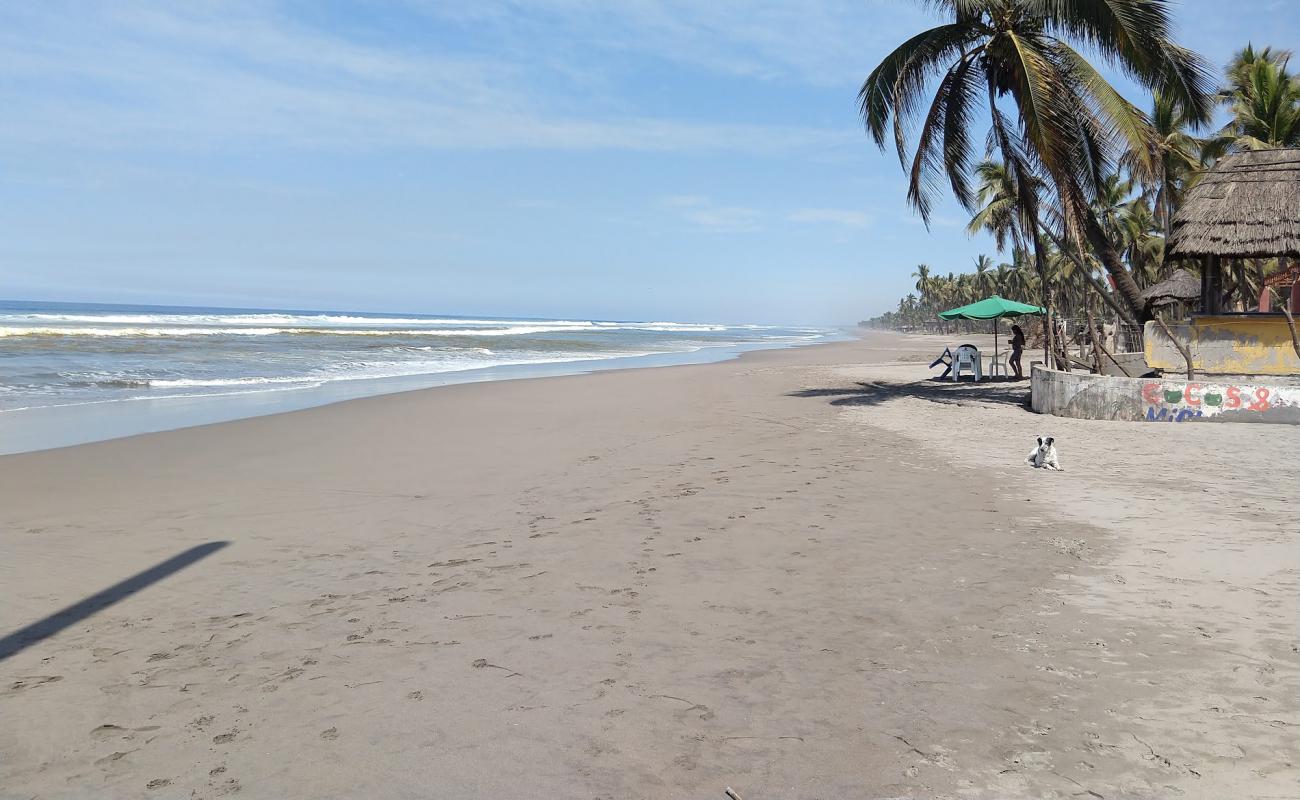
1142 268 1200 308
1167 148 1300 259
1166 148 1300 313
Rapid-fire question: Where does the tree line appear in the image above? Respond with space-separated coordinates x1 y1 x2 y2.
856 1 1299 360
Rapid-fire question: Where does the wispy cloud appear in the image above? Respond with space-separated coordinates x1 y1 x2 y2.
666 199 877 233
787 208 871 227
0 1 877 156
662 195 762 232
685 206 762 233
412 0 936 87
663 195 709 208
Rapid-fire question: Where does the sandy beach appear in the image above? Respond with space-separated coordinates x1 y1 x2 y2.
1 332 1296 799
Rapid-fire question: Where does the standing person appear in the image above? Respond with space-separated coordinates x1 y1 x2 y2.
1009 324 1026 379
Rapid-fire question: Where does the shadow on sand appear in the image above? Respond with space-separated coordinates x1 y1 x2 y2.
0 541 229 663
789 376 1031 409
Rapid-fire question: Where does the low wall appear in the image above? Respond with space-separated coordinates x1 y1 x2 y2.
1031 365 1300 424
1145 315 1300 375
1098 351 1149 377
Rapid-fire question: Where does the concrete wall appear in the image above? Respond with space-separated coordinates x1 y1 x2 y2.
1098 351 1149 377
1145 315 1300 375
1031 365 1300 424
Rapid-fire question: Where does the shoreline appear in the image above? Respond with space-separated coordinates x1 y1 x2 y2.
0 330 849 456
1 330 1294 798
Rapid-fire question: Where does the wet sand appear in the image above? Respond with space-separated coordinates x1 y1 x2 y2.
1 332 1296 799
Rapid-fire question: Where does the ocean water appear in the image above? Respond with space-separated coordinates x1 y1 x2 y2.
0 300 837 452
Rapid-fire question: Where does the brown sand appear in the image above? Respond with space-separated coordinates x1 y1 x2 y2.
1 332 1296 799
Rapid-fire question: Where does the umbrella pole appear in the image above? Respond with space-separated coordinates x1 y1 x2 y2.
993 320 998 380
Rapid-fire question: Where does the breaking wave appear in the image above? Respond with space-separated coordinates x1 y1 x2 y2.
0 322 732 338
0 302 833 420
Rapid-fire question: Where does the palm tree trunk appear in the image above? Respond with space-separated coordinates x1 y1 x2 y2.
1087 304 1132 377
1040 227 1140 330
1280 292 1300 362
1153 311 1196 380
1161 176 1174 241
1030 234 1059 371
1081 210 1148 324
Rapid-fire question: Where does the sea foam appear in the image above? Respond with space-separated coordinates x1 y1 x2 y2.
0 302 827 417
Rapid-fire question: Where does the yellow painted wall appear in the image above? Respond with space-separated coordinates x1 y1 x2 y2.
1145 316 1300 375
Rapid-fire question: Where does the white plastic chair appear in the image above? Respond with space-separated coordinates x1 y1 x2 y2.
952 344 982 381
986 348 1008 377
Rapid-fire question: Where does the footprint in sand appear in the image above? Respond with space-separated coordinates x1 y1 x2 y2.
428 558 481 568
90 724 128 741
6 675 63 694
188 715 215 732
95 750 135 766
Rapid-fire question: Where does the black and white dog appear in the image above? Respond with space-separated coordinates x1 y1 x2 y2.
1026 436 1063 471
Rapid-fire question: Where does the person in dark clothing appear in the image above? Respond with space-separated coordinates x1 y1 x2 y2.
1009 324 1026 379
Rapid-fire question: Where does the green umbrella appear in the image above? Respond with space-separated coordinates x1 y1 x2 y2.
937 295 1045 377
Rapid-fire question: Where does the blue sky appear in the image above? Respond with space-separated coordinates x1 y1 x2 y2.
1 0 1294 324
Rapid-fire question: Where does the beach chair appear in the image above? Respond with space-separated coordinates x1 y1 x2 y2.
986 348 1009 378
952 344 982 381
928 346 954 379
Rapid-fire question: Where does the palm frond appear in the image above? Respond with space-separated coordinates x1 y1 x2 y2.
941 54 985 211
858 23 979 153
907 61 963 221
1001 31 1079 205
1052 40 1156 176
1028 0 1215 123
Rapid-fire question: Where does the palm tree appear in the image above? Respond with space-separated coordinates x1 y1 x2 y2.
993 262 1014 296
957 271 976 304
859 0 1214 328
1214 46 1300 149
1125 91 1204 237
1003 248 1037 303
1091 172 1138 243
965 160 1022 251
1116 199 1165 288
1225 46 1289 83
912 263 938 325
972 254 996 295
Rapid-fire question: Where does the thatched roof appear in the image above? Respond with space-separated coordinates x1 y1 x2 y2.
1142 268 1200 307
1167 148 1300 259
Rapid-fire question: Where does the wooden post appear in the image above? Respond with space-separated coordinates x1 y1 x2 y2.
1210 256 1221 314
1233 260 1247 311
1200 256 1210 313
1201 255 1223 314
